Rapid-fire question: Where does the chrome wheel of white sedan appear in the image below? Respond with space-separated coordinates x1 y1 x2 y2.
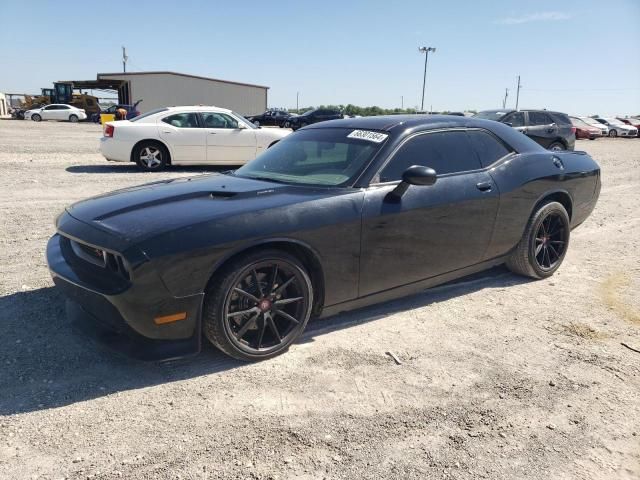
135 143 167 171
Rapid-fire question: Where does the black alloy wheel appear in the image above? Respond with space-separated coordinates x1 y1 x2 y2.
533 212 568 271
506 201 570 279
203 250 313 361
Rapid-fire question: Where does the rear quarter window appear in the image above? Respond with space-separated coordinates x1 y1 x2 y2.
466 130 512 167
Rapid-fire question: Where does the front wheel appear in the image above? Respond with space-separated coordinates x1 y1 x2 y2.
284 121 291 128
31 114 41 122
548 142 565 151
134 142 167 171
609 129 618 138
506 201 570 279
253 120 260 127
69 114 79 123
203 249 314 361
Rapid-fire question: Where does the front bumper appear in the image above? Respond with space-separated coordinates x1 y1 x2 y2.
47 233 203 360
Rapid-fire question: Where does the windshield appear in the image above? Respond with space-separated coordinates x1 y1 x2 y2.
571 118 589 128
474 111 508 121
233 112 257 129
234 128 387 186
582 117 601 126
300 110 314 116
606 118 624 125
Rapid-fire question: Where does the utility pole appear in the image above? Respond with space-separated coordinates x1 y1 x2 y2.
418 46 436 111
122 46 128 73
401 95 404 109
502 88 509 109
296 91 299 112
515 75 521 110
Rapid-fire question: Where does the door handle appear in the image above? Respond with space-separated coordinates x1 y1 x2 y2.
209 132 217 135
476 182 493 192
161 130 172 134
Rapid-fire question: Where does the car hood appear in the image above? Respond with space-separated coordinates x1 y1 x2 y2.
63 174 342 246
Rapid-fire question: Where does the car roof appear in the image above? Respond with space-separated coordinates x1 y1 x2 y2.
164 105 233 113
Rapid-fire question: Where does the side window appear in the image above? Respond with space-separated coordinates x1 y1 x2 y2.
201 112 239 129
43 105 54 110
529 112 553 126
466 130 512 167
60 105 70 110
503 111 524 127
379 131 482 182
161 112 199 128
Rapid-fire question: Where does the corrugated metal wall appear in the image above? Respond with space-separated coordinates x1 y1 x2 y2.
99 73 267 116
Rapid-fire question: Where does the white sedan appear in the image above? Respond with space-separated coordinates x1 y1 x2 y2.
25 104 87 123
99 106 292 171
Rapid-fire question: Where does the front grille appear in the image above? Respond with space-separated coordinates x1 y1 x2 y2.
69 239 130 280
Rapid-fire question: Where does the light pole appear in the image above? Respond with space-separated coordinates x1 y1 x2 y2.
418 46 436 111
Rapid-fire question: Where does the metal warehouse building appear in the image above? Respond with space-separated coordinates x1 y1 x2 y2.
70 71 268 116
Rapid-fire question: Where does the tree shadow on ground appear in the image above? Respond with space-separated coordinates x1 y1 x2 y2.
0 266 528 415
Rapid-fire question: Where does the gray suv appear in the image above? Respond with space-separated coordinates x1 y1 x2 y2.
474 109 575 151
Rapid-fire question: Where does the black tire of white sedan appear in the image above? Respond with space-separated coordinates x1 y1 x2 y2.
135 142 167 171
506 201 570 279
32 114 41 122
69 114 79 123
203 249 313 361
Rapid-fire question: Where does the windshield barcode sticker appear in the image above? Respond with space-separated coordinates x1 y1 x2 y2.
347 130 389 143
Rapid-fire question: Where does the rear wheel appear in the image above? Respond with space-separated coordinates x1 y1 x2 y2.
134 142 167 171
31 114 41 122
69 114 79 123
506 201 570 279
203 249 313 361
548 142 565 151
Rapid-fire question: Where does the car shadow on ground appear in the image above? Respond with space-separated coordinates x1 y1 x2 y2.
0 266 528 415
65 165 238 174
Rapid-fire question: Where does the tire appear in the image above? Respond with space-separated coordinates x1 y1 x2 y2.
589 137 596 140
548 142 565 151
254 120 260 127
506 201 570 279
134 141 168 171
284 121 291 128
69 114 79 123
609 129 617 138
31 114 41 122
203 249 314 361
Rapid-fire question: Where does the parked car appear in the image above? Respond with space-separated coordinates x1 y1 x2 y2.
99 106 291 171
616 117 640 133
91 102 142 123
25 104 87 123
285 108 343 130
570 117 602 140
594 117 638 137
245 109 292 127
48 115 600 361
11 104 45 120
473 109 575 151
579 117 608 136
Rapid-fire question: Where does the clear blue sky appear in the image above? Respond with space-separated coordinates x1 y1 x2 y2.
1 0 638 115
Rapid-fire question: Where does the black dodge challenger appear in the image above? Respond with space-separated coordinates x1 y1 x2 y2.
47 115 600 361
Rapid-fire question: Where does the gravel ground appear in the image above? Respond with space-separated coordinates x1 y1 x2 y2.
0 120 639 480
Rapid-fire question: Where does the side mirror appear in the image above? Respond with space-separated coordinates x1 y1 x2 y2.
387 165 437 200
236 123 247 129
504 122 513 127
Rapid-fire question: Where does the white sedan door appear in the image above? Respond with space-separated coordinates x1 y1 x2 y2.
40 105 58 120
158 112 206 163
201 112 257 164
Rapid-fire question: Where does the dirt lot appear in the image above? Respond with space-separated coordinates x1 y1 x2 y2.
0 120 639 480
